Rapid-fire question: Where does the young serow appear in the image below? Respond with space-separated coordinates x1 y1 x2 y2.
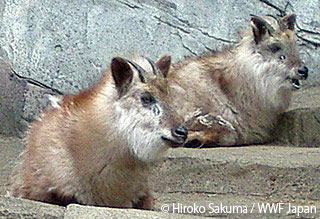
168 14 308 147
9 55 187 209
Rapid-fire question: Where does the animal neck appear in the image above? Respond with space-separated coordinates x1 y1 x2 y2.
63 76 148 174
218 40 291 115
70 106 149 178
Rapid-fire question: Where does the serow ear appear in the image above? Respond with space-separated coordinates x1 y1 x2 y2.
111 57 133 97
250 15 275 44
282 14 296 31
155 55 171 78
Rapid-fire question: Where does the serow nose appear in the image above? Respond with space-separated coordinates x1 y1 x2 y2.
171 125 188 143
298 66 308 80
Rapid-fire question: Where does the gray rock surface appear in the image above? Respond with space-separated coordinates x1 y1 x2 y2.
273 87 320 147
0 0 320 218
0 0 319 137
0 195 65 219
1 87 320 217
0 0 318 93
0 58 60 137
64 204 201 219
152 147 320 216
1 137 319 218
0 195 202 219
0 0 320 133
0 58 26 137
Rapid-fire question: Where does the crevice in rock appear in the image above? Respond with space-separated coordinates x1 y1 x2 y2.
296 35 320 48
10 68 64 95
154 15 235 48
153 0 177 10
154 16 190 34
168 12 236 43
297 26 320 36
172 32 197 56
192 27 236 44
314 114 320 125
258 0 286 15
296 23 320 48
117 0 142 10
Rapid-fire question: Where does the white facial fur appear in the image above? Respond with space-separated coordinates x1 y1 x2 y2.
112 100 169 162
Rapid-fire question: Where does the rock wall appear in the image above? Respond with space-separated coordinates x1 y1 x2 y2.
0 2 320 217
0 0 319 136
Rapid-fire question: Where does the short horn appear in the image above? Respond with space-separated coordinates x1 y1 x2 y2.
266 14 286 31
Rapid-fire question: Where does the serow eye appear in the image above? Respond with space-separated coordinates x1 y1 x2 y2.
279 55 286 60
141 92 156 107
269 44 282 53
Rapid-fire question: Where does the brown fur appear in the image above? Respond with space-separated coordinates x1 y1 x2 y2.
168 14 308 146
9 55 187 209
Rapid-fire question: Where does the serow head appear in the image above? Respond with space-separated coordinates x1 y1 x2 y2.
111 55 187 161
250 14 308 89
